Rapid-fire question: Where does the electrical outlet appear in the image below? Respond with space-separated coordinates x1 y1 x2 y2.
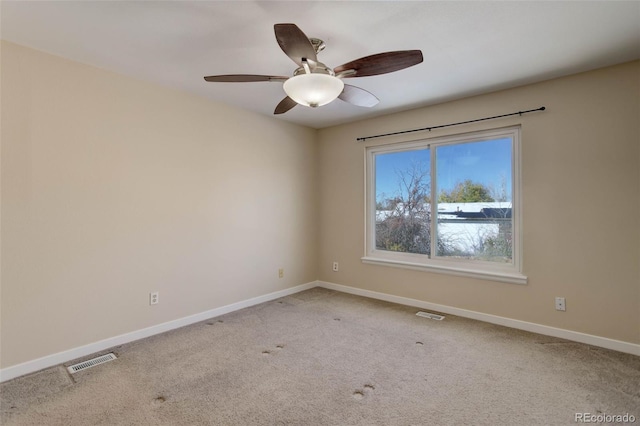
332 262 339 272
150 292 159 305
555 297 566 311
278 268 284 278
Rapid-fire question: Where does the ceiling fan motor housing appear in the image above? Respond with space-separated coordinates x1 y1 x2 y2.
292 61 335 77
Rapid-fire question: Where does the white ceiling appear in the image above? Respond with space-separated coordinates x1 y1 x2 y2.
2 1 639 129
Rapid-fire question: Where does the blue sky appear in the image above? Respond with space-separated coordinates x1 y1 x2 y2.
375 137 512 201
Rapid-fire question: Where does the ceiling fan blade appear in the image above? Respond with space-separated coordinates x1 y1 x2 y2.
204 75 288 83
274 96 298 115
334 50 423 78
274 23 317 66
339 84 379 107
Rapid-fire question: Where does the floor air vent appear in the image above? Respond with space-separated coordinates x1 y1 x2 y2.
67 353 117 374
416 311 445 321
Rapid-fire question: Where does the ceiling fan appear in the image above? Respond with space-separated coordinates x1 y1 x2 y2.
204 23 423 115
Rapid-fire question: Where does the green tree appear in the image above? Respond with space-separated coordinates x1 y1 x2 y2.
438 180 494 203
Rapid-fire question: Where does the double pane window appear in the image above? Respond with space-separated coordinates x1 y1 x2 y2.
365 126 524 283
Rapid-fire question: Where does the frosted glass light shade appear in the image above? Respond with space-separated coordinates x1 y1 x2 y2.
283 73 344 108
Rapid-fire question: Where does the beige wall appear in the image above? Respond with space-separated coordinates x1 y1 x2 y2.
1 41 638 371
1 41 318 368
318 61 640 345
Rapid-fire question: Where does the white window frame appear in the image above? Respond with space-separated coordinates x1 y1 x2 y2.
363 126 527 284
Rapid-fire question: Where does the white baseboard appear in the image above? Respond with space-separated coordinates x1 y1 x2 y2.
317 281 640 357
0 281 317 383
3 279 637 383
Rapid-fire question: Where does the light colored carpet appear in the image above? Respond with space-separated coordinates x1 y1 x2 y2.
1 288 639 425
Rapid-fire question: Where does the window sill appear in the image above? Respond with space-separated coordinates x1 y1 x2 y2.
361 256 528 285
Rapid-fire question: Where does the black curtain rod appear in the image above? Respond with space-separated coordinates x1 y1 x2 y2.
356 106 546 142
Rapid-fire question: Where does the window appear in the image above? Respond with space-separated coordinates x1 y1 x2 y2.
364 126 526 284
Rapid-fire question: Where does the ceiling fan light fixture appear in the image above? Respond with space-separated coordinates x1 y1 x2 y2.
283 73 344 108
